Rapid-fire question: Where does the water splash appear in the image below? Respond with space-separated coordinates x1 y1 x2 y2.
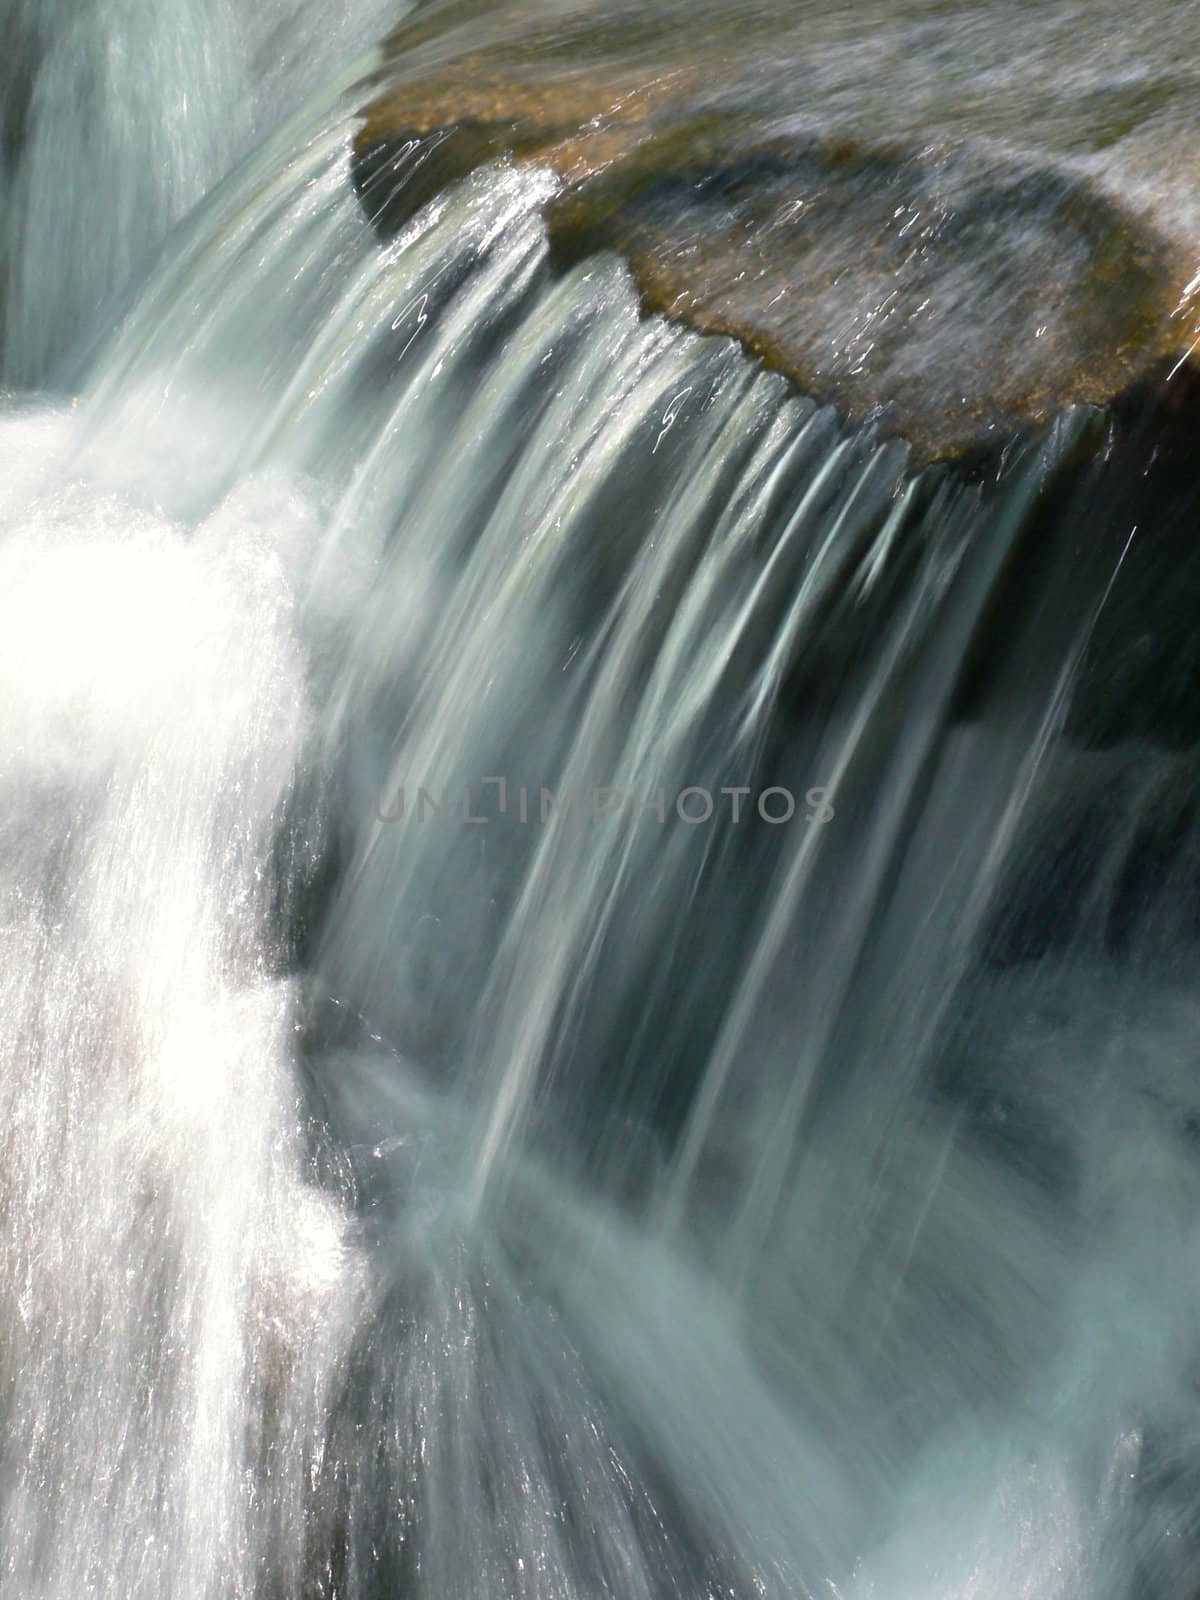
1 16 1199 1600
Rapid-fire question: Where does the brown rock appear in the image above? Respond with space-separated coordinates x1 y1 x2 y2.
354 0 1200 461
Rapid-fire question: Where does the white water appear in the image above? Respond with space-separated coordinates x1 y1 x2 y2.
0 0 408 386
2 4 1200 1597
0 406 361 1598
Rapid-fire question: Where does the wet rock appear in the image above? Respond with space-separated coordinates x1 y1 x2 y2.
545 127 1186 459
354 0 1200 460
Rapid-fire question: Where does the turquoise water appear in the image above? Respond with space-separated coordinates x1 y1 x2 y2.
1 3 1199 1597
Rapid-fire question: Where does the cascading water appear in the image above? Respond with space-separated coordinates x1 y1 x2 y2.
4 2 1200 1597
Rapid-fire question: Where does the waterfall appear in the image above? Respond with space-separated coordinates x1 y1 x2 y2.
3 4 1200 1597
0 0 409 387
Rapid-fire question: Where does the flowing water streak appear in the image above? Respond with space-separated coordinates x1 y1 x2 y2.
0 0 412 389
2 27 1200 1600
0 403 359 1598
